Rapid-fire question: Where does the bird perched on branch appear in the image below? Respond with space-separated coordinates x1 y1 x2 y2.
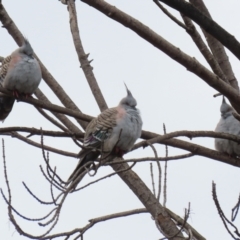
66 84 143 191
215 97 240 157
0 38 42 120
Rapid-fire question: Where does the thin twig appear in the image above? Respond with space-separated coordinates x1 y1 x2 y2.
11 132 78 158
181 13 229 85
0 87 93 122
75 161 136 192
159 202 191 240
35 106 69 133
189 0 239 90
232 193 240 221
0 126 83 138
108 153 195 164
150 163 156 197
22 182 55 205
163 124 168 208
153 0 187 29
212 182 240 239
35 88 82 134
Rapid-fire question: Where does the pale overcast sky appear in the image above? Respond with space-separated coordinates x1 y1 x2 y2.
1 0 240 239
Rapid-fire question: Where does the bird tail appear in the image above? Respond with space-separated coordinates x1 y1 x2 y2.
0 95 15 121
65 149 100 192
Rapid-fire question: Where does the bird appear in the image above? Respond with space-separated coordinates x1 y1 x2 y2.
215 97 240 157
0 38 42 120
66 84 143 190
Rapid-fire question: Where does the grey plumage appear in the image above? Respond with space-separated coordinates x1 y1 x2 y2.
67 84 143 190
215 97 240 157
0 38 42 120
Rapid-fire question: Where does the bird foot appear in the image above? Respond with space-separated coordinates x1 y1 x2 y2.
114 147 126 157
12 90 20 98
12 90 32 99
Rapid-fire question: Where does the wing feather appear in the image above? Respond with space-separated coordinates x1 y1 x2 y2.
83 108 118 148
0 55 11 83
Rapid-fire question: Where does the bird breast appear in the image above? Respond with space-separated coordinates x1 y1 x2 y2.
104 108 142 152
215 115 240 156
3 55 42 94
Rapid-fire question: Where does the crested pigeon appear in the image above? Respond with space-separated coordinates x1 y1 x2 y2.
215 97 240 157
67 84 143 190
0 38 42 120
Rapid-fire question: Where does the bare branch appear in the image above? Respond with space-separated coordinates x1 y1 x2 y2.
189 0 239 90
80 0 240 114
35 89 82 134
22 182 55 205
181 14 229 85
107 153 195 165
159 203 191 240
35 107 69 133
146 141 161 211
232 193 240 222
110 156 184 239
67 0 108 111
75 161 136 192
10 132 78 158
0 126 83 138
157 0 240 62
150 163 156 197
136 130 240 149
139 130 240 168
0 86 93 122
166 208 206 240
163 123 168 208
212 182 240 239
153 0 187 29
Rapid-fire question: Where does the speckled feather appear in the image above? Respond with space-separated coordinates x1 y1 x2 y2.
83 108 117 147
0 55 11 83
0 55 14 120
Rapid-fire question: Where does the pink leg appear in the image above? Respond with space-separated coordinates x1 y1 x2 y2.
12 90 19 98
114 147 126 157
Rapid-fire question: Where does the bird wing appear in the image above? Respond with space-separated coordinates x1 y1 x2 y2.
0 55 15 121
83 107 118 148
67 107 118 188
0 55 11 83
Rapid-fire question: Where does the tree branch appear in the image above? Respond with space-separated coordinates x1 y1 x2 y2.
35 89 82 134
67 0 108 111
157 0 240 61
181 14 229 85
80 0 240 113
136 130 240 150
0 127 83 138
140 130 240 168
166 208 206 240
153 0 187 30
0 87 92 122
35 107 70 133
189 0 239 90
10 132 78 158
110 156 188 239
